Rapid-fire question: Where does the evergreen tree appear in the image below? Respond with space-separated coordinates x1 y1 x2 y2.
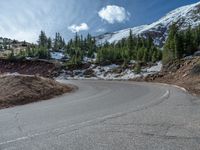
128 29 134 51
193 26 200 50
163 24 200 63
184 26 195 55
38 31 48 47
137 47 145 61
47 37 52 49
163 23 179 63
174 33 184 59
152 50 157 63
53 32 65 50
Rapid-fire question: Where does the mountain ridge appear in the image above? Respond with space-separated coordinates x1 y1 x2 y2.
96 1 200 46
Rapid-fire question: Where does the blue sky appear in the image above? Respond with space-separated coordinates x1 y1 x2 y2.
0 0 199 43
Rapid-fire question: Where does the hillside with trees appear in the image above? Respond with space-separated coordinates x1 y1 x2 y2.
163 24 200 63
96 30 162 65
2 23 200 80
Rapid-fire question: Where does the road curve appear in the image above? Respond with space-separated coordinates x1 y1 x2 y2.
0 80 200 150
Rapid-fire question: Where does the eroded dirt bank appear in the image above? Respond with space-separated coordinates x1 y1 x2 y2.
141 57 200 95
0 58 62 78
0 75 74 109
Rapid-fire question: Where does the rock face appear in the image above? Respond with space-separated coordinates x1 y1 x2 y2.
96 2 200 46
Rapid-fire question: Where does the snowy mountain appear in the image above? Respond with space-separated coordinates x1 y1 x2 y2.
96 1 200 46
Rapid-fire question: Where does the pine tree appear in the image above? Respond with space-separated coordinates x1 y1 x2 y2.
38 31 48 47
193 26 200 50
128 29 134 51
47 37 52 49
184 26 192 55
162 23 179 63
53 32 65 50
152 50 157 63
146 36 153 50
174 33 184 59
142 48 148 63
137 47 144 61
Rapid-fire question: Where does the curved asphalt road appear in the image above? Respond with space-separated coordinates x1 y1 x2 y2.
0 80 200 150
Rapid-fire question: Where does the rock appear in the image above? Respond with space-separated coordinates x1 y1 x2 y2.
112 68 123 74
194 51 200 56
82 63 91 70
83 69 95 76
191 64 200 75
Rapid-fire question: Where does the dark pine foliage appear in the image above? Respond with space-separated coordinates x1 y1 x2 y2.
163 24 200 64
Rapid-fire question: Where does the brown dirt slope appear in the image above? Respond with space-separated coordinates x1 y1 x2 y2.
144 56 200 95
0 75 73 109
0 58 61 78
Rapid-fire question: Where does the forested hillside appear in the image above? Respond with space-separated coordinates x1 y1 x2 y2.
163 24 200 63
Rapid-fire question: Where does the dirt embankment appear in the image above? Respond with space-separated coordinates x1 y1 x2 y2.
0 59 62 78
0 75 74 109
143 57 200 95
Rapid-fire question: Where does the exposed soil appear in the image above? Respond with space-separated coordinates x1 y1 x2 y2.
141 57 200 96
0 58 62 78
0 75 74 109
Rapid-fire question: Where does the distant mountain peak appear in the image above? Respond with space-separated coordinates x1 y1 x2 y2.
96 1 200 46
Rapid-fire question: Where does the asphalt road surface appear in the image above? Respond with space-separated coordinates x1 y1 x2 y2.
0 80 200 150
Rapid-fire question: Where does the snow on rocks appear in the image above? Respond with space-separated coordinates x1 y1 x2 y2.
59 62 163 80
83 56 96 63
144 61 162 73
82 54 97 63
50 52 65 60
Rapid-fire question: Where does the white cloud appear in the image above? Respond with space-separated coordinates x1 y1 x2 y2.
98 5 130 24
68 23 89 33
96 28 106 33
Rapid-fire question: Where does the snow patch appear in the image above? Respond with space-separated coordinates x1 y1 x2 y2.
50 52 64 60
145 61 162 72
59 62 162 80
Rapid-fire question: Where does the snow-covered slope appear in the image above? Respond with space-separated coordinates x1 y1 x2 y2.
96 1 200 46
